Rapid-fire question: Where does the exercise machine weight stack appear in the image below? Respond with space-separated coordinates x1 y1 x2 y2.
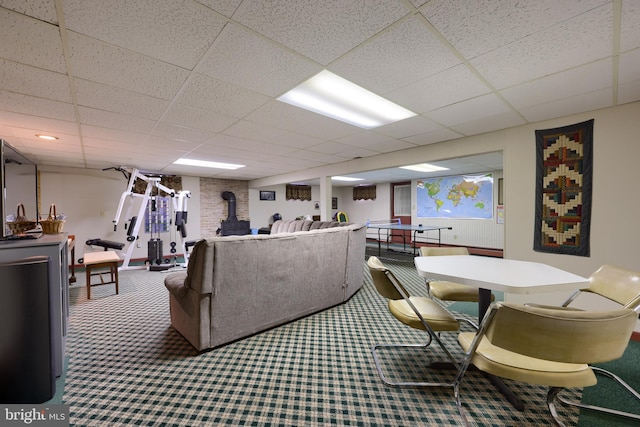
147 196 164 266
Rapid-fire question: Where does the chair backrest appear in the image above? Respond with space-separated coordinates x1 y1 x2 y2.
483 302 637 365
335 211 348 222
419 246 469 256
588 264 640 310
367 256 408 300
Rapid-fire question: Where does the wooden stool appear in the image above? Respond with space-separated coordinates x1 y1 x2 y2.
84 251 120 299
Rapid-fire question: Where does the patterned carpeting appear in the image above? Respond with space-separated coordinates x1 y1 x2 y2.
63 255 584 426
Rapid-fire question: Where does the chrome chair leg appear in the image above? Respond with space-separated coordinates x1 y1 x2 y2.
553 367 640 422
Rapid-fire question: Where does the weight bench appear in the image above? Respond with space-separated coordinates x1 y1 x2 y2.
85 238 125 251
84 251 120 299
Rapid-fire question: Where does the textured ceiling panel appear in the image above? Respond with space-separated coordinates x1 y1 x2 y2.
0 1 637 186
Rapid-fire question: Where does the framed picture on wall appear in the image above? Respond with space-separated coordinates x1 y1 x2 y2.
260 191 276 201
332 197 338 209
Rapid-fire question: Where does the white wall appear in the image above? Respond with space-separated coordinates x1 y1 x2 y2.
37 166 201 263
503 102 640 309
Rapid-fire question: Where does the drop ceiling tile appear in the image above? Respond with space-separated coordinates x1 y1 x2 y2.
0 59 72 102
450 110 525 136
198 23 320 97
408 0 429 8
268 131 324 149
286 149 347 164
209 134 296 156
63 0 226 69
422 0 609 59
500 59 612 109
195 0 243 18
82 136 144 152
244 101 324 132
621 0 640 51
233 0 410 64
0 0 58 24
74 79 170 121
223 120 291 145
375 115 444 139
336 131 395 148
273 153 326 169
0 126 81 147
0 110 79 135
618 48 640 85
294 115 360 141
0 90 76 122
139 136 198 154
80 125 147 144
68 32 190 100
618 68 640 104
471 4 613 89
150 122 216 145
0 8 66 72
177 73 270 118
331 147 380 160
387 64 490 113
426 94 516 127
330 15 460 94
77 106 156 134
359 139 417 154
162 103 237 134
402 128 464 146
518 88 613 123
307 141 354 155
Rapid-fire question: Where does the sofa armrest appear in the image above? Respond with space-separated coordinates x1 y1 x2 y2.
165 272 189 297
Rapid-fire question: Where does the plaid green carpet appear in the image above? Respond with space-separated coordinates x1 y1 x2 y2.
63 257 584 426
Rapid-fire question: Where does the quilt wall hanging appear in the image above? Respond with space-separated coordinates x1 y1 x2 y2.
533 119 593 257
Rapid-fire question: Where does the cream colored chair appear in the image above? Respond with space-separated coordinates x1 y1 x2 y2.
367 256 475 388
525 264 640 421
419 246 495 303
454 302 639 426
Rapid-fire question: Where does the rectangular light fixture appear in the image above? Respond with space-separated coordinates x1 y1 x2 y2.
174 158 245 170
332 176 364 182
399 163 450 173
278 70 416 129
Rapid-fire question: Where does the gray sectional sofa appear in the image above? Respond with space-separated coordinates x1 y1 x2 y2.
164 221 366 351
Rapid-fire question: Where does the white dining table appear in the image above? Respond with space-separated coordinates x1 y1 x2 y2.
414 255 588 321
414 255 588 411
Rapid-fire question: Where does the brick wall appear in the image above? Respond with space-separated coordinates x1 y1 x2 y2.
200 178 249 237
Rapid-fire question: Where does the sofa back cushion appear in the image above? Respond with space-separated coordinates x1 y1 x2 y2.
271 219 341 234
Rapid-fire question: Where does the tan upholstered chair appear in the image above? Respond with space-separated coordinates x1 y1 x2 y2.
367 256 475 389
525 264 640 422
418 246 495 303
454 302 639 426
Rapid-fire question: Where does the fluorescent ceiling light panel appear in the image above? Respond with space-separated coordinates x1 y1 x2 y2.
332 176 364 182
278 70 416 129
399 163 450 173
174 158 245 170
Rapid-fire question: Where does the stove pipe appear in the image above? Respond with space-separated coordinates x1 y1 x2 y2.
221 191 238 221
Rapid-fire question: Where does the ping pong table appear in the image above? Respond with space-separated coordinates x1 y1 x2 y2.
366 219 452 256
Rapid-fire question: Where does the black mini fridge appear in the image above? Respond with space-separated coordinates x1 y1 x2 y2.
0 255 55 403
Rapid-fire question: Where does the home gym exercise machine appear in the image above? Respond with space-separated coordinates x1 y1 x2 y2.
88 167 192 271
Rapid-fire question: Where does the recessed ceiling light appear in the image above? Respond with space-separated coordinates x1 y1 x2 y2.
399 163 450 173
173 158 245 170
332 176 364 182
278 70 416 129
36 134 58 141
